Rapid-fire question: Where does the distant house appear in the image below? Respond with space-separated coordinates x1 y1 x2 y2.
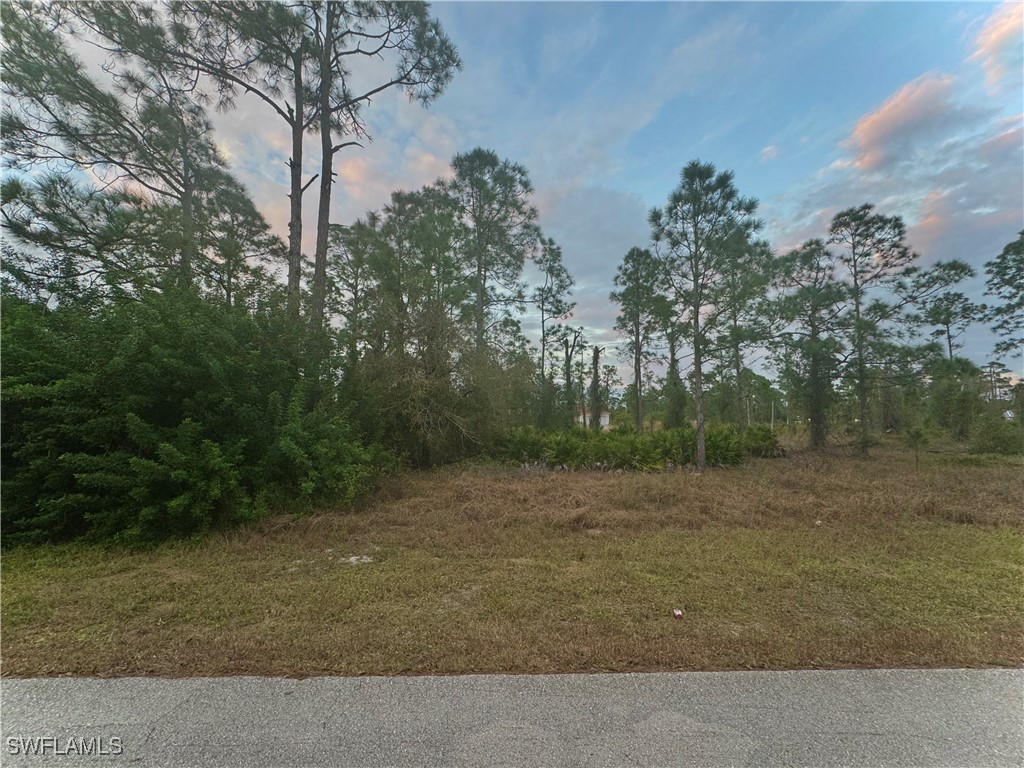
576 408 611 430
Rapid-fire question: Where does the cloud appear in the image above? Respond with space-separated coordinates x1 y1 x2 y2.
331 147 411 219
841 74 987 171
207 79 469 251
765 63 1023 272
519 183 650 359
760 145 780 162
906 124 1023 265
770 114 1022 268
405 148 450 185
526 15 758 189
763 204 840 256
537 185 650 290
538 13 602 75
910 189 952 252
970 1 1024 88
764 96 1020 364
215 141 234 164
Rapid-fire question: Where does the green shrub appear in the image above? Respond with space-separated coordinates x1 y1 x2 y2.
542 431 590 469
624 434 665 471
587 432 621 468
1 292 392 546
741 425 784 458
490 424 759 471
495 427 548 463
60 417 251 543
264 387 395 502
664 427 698 465
969 413 1024 456
702 424 744 466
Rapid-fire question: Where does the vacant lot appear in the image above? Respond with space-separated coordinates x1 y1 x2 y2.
3 447 1022 677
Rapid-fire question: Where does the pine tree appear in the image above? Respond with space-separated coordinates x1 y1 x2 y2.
650 161 760 467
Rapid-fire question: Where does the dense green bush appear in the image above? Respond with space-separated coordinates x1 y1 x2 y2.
1 291 393 546
492 424 771 471
741 425 785 458
969 412 1024 456
496 426 547 463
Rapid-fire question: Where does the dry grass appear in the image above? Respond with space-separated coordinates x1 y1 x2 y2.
2 446 1022 678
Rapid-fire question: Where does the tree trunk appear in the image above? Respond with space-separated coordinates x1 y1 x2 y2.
179 180 195 284
633 319 643 433
178 147 196 285
881 363 897 433
309 5 336 334
539 311 546 382
347 282 361 367
664 334 685 430
734 340 744 426
589 346 601 430
564 336 574 425
808 324 827 449
286 49 305 321
224 254 233 308
852 286 870 454
475 251 485 350
731 313 744 426
693 307 706 469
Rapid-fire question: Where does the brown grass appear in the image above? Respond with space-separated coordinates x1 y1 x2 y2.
2 446 1022 678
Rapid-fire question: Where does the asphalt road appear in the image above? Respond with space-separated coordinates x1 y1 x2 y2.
2 668 1021 767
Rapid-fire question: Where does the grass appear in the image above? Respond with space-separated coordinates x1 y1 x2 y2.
2 445 1022 678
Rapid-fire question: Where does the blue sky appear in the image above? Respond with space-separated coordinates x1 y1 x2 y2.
220 1 1023 372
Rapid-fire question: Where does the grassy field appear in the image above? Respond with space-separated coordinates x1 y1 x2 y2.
2 446 1022 678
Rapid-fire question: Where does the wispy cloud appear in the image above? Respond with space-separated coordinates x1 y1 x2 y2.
767 70 1021 271
538 13 602 75
970 1 1024 88
527 14 757 190
841 74 987 171
760 145 780 162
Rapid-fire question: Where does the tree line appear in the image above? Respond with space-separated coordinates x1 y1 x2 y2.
612 162 1023 462
1 1 1021 545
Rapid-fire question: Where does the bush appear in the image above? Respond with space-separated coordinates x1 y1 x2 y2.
542 430 591 469
969 413 1024 456
492 424 761 471
263 388 396 502
1 292 392 546
741 425 784 458
494 427 547 463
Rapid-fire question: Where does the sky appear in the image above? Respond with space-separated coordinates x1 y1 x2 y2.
214 0 1024 374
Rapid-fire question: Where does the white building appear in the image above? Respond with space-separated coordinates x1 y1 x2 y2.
576 408 611 430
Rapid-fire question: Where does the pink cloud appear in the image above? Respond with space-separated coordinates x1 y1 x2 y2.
403 148 451 187
842 74 959 171
970 1 1024 88
909 188 952 257
978 119 1024 161
257 198 291 241
336 156 373 188
332 155 399 221
258 127 292 158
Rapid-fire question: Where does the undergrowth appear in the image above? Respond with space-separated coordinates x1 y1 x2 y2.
493 425 782 470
